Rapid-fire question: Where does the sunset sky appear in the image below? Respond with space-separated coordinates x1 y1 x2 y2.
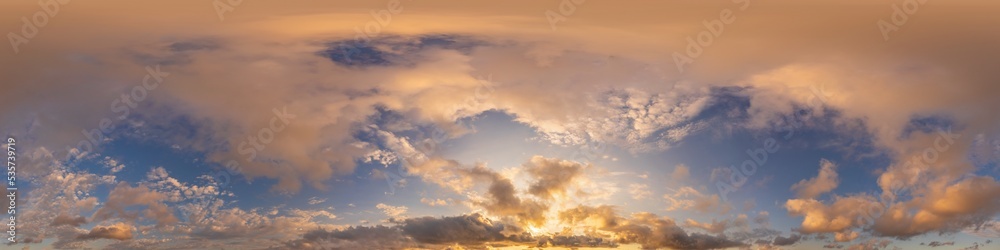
2 0 1000 249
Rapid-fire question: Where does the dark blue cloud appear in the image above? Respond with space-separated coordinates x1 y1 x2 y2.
128 39 222 66
902 115 956 139
319 34 484 67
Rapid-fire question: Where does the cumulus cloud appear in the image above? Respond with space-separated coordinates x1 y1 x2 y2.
558 205 746 249
557 205 623 230
451 164 549 227
788 169 1000 239
167 202 344 247
77 223 134 241
10 164 106 245
791 159 840 199
872 176 1000 238
524 156 586 200
835 231 860 242
91 182 177 226
103 156 126 173
785 195 879 233
376 203 409 220
398 155 607 230
146 167 202 201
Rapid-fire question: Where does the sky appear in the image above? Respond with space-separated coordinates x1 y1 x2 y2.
1 0 1000 249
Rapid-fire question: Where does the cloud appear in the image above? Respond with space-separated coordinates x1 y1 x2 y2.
400 213 511 245
791 159 839 199
845 238 892 250
871 176 1000 238
558 205 746 249
2 0 999 205
710 167 732 183
411 156 626 231
420 198 448 206
772 234 801 246
628 184 651 200
292 213 520 248
49 214 87 227
457 164 549 227
4 0 1000 247
924 241 955 247
307 197 327 205
77 223 134 241
294 225 413 249
535 235 619 248
664 186 731 214
684 218 730 235
617 213 746 249
51 227 90 249
91 182 177 226
788 170 1000 239
557 205 622 230
753 211 770 226
535 88 711 153
102 239 171 250
785 195 879 234
173 203 342 246
524 156 585 200
672 164 690 181
743 200 757 212
288 209 337 220
835 231 859 242
3 161 107 246
102 156 126 173
963 220 1000 238
376 203 409 220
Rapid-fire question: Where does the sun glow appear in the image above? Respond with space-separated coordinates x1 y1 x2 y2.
527 225 544 235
